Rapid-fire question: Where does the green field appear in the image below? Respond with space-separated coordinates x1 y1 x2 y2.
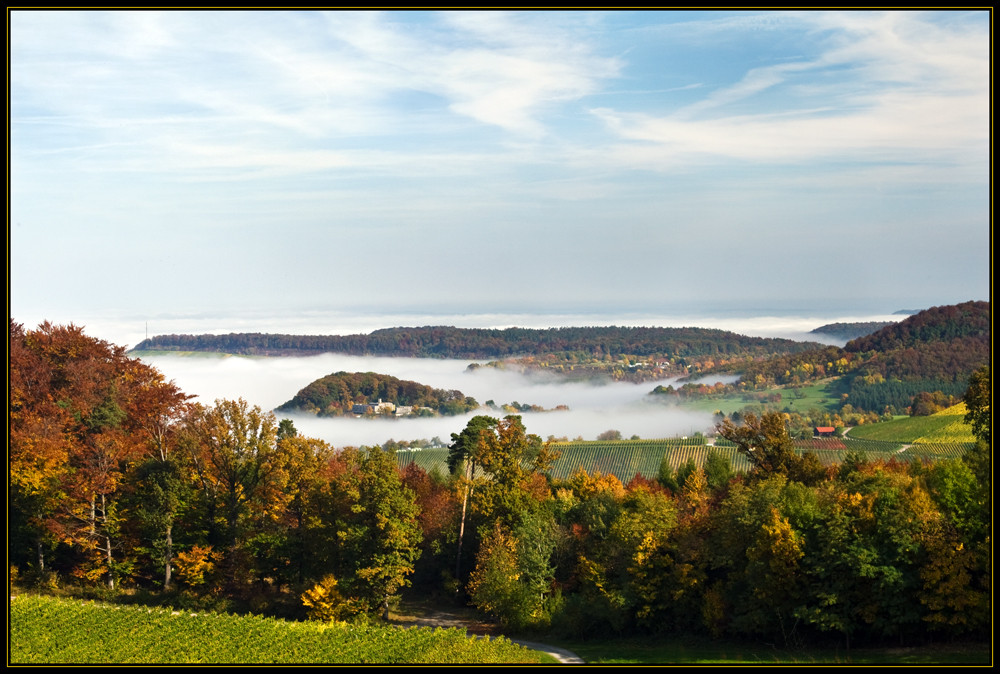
397 434 970 483
549 635 990 665
10 595 542 664
672 377 847 415
847 404 975 443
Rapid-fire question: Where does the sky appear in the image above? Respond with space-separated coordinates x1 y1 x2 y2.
9 10 991 337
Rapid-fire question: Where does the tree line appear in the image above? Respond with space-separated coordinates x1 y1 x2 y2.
132 325 822 361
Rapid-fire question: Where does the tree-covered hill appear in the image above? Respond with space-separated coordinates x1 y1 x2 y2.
131 325 824 361
726 302 990 414
276 371 478 417
845 301 989 353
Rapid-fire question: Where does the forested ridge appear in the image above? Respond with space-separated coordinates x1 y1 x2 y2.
275 371 478 417
845 301 989 353
132 325 824 361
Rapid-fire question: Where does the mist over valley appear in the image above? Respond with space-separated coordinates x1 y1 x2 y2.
129 309 904 448
138 350 721 448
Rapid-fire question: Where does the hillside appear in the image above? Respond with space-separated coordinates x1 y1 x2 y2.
845 301 989 352
276 371 478 417
846 404 976 444
729 302 989 414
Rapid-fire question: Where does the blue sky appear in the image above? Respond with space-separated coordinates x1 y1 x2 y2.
9 10 991 329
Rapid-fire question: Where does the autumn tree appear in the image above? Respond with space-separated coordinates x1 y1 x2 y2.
717 411 824 485
181 398 286 591
449 415 499 583
10 320 189 588
471 415 560 529
9 320 74 579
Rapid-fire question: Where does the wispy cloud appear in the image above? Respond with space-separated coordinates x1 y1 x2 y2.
593 11 988 171
10 10 990 321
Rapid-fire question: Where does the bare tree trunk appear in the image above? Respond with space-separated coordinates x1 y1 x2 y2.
455 460 474 588
101 493 114 590
36 539 45 576
164 522 173 590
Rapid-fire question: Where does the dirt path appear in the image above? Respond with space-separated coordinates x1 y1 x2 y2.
389 606 585 664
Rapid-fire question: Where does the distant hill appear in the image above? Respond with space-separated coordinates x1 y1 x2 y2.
130 325 824 362
809 321 896 341
276 371 478 417
842 302 990 412
845 301 989 353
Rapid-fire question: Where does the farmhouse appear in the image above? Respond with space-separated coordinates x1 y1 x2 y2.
814 426 836 437
352 399 396 415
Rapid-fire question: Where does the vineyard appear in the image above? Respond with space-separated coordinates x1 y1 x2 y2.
10 595 542 664
397 436 972 483
845 404 976 444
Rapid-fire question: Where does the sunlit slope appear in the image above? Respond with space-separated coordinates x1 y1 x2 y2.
10 595 541 664
846 404 975 444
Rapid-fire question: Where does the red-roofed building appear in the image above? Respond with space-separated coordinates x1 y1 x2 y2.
814 426 836 437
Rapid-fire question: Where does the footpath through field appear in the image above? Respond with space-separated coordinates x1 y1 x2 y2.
390 606 585 664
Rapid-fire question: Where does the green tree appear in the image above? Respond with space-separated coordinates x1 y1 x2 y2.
468 508 559 631
962 365 990 445
341 445 423 618
717 412 797 477
448 414 498 476
449 415 500 584
472 415 559 529
704 448 734 491
124 457 192 590
961 366 990 513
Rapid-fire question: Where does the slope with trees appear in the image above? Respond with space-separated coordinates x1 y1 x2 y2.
275 371 478 417
672 301 990 417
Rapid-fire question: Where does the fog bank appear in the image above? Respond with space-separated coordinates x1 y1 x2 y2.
139 352 719 448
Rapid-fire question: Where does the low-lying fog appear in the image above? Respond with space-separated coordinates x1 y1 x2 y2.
128 309 906 448
139 352 726 448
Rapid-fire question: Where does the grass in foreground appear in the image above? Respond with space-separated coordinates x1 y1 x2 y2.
547 635 991 665
10 594 542 664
